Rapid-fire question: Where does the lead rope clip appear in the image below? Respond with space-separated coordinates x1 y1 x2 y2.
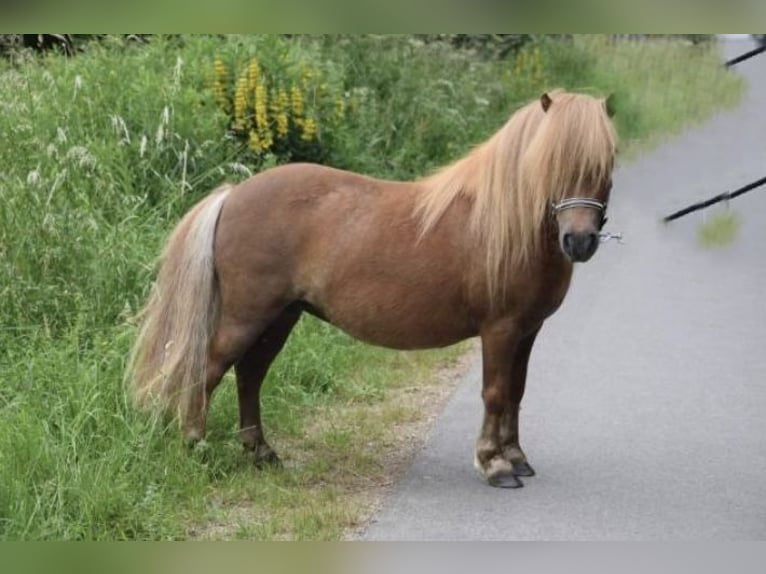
599 231 625 244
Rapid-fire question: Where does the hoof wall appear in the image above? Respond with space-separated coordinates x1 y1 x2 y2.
513 461 535 477
487 472 524 489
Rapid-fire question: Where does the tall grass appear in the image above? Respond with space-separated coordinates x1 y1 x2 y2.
564 36 743 153
0 35 743 539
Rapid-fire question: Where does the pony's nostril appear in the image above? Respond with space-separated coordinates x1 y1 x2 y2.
586 232 598 252
563 233 574 251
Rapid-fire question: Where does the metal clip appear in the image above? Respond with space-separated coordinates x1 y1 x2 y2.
599 231 625 244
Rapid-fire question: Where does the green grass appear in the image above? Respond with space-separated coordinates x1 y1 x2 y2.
564 35 744 157
0 35 744 540
698 209 742 248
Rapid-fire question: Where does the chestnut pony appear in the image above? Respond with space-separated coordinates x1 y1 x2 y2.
127 91 616 488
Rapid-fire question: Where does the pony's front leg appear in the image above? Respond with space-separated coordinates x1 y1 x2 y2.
498 327 540 479
475 322 540 488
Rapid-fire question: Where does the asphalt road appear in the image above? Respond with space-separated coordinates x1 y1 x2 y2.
361 37 766 540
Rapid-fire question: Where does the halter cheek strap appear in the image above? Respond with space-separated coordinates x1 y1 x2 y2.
552 198 608 230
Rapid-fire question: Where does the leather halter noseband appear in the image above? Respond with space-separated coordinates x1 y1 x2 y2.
552 198 608 230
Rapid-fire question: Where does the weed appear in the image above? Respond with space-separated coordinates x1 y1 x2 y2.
698 209 742 248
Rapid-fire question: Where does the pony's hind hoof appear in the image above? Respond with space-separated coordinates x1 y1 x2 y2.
187 439 212 463
487 472 524 489
252 446 281 469
512 461 535 477
186 437 209 451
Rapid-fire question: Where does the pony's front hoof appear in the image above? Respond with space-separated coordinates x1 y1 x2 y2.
488 472 524 489
476 455 524 488
512 461 535 477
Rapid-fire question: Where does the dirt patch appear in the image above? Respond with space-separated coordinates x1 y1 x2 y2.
341 342 478 539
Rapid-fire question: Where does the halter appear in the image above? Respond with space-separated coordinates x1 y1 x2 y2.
552 197 607 213
552 197 608 230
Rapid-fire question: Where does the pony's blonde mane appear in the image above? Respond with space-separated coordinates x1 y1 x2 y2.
415 91 617 302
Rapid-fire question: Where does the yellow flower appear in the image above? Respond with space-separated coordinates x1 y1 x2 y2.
301 116 317 141
233 75 249 131
248 130 262 152
214 58 228 84
212 58 230 112
290 86 304 118
247 59 260 91
276 113 289 138
254 82 273 151
260 130 273 151
270 88 288 139
254 83 268 128
278 89 289 112
301 67 313 87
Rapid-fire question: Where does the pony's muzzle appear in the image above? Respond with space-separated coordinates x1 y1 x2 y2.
562 231 599 262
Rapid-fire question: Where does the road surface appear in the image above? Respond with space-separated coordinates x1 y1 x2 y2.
361 37 766 540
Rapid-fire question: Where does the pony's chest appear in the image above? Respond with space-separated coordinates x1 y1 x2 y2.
530 260 573 320
493 258 573 326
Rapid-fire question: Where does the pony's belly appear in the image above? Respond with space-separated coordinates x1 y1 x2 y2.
315 300 475 350
336 319 473 350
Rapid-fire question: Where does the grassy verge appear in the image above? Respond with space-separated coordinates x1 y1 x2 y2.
0 35 744 540
538 35 744 158
698 209 742 248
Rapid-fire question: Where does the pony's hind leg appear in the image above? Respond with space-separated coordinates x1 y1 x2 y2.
183 309 285 444
235 305 302 466
182 320 257 444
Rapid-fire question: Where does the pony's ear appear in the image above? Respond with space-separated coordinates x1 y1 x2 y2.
604 93 616 118
540 92 553 112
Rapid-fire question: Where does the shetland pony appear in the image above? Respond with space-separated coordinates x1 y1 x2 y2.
127 91 616 488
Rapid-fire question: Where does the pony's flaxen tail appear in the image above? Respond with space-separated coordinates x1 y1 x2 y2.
126 185 231 429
